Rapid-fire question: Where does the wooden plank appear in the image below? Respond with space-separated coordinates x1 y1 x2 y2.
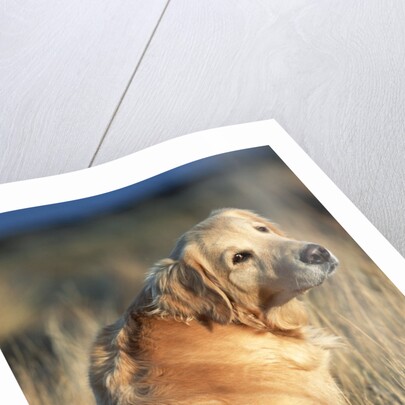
0 0 168 182
93 0 405 255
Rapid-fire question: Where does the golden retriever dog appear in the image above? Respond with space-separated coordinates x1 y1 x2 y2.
89 209 344 404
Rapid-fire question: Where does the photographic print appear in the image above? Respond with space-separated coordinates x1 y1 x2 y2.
0 122 404 405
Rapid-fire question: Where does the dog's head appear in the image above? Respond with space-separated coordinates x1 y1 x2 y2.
141 209 338 331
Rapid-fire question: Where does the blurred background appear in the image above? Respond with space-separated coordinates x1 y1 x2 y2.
0 147 404 405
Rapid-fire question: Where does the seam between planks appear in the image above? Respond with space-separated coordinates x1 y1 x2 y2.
88 0 172 167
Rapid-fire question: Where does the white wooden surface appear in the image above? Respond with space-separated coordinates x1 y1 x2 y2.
1 0 405 256
0 0 168 180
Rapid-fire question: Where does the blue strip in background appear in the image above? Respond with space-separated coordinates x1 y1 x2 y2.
0 147 273 239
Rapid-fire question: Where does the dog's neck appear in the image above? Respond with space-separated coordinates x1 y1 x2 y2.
231 298 309 337
130 284 309 338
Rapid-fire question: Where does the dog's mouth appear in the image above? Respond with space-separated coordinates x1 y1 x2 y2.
294 272 331 294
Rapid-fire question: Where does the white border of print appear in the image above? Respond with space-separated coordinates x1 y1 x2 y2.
1 119 404 404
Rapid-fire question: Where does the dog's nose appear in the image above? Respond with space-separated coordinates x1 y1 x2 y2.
300 244 331 265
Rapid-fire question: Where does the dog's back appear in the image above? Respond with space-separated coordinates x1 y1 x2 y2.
90 313 342 405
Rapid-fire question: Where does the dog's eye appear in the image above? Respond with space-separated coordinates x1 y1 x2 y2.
233 252 251 264
255 226 269 233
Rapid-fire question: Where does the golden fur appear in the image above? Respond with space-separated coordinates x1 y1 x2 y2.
89 209 344 404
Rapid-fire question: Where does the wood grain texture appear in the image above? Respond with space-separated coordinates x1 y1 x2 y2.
92 0 405 255
0 0 168 182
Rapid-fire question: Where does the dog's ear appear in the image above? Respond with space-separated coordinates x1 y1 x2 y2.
146 258 233 324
